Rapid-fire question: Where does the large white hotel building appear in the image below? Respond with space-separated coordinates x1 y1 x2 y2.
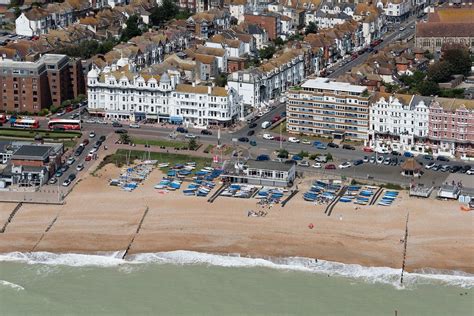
86 66 242 127
286 78 370 141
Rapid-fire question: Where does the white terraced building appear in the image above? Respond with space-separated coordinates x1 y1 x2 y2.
87 67 242 127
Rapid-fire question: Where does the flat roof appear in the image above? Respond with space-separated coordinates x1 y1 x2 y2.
246 160 293 172
11 145 51 160
301 78 367 93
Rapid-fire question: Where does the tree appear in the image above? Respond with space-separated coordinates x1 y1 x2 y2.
417 80 440 96
214 73 227 87
259 45 276 60
427 61 453 83
423 50 433 60
274 37 284 47
119 133 131 144
151 0 179 25
121 15 142 42
442 46 471 76
305 22 318 35
188 138 198 150
277 149 289 158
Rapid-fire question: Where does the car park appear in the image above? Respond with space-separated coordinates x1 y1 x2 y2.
49 177 57 184
298 160 310 167
115 129 128 134
342 144 355 150
247 130 255 136
89 131 96 138
76 163 84 171
263 134 274 140
325 164 336 170
288 137 300 143
338 162 352 169
328 142 339 148
185 134 197 139
66 157 75 165
201 130 212 135
238 137 249 142
376 156 384 164
129 123 140 128
425 162 435 169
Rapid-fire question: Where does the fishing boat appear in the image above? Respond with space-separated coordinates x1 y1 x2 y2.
158 163 169 168
183 189 196 196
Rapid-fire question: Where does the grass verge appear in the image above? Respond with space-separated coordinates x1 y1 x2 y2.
94 149 212 174
0 128 81 139
131 137 189 149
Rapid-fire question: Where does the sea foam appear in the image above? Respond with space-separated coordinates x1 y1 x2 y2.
0 280 25 291
0 250 473 289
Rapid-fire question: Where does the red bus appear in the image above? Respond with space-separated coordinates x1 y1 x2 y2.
48 119 81 130
12 119 40 129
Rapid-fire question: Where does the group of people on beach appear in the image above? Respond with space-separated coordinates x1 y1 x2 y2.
247 210 268 217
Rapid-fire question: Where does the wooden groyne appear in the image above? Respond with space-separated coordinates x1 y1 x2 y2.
122 206 149 259
0 202 23 233
400 212 410 285
370 187 384 205
325 186 347 217
281 190 298 208
207 183 229 203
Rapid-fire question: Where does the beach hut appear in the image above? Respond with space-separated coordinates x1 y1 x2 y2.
401 158 422 177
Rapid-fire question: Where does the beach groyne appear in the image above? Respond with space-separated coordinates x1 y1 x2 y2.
0 202 22 233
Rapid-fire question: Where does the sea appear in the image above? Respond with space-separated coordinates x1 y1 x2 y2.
0 251 473 316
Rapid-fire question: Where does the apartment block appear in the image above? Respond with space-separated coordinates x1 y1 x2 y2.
244 13 281 40
286 78 370 141
0 54 85 113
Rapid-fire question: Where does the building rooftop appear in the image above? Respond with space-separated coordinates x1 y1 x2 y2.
300 77 367 94
246 160 293 172
11 145 52 160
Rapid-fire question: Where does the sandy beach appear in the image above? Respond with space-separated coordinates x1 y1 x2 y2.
0 163 472 273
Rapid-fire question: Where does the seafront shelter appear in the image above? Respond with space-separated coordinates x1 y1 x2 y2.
220 160 296 187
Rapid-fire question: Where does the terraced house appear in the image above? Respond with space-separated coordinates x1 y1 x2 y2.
286 78 370 141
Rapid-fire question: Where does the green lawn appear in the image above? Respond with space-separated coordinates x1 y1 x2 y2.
95 149 212 173
0 128 81 139
131 137 189 149
270 121 287 133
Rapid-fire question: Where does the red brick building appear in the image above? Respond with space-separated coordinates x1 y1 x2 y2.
244 13 281 40
0 54 85 113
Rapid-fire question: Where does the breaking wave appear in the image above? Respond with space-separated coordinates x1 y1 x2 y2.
0 251 472 289
0 280 25 291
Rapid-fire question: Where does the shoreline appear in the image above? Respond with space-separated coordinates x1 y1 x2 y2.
1 249 473 289
0 163 473 276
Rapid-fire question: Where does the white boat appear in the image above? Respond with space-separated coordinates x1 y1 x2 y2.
203 167 214 172
158 163 169 168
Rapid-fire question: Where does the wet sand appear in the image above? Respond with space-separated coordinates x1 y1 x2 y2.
0 164 472 273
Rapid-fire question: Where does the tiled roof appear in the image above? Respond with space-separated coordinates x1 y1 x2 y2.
24 7 50 20
196 46 225 57
416 22 474 38
195 53 216 64
175 84 228 97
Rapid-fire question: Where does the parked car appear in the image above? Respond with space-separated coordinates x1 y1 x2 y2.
425 162 435 169
249 123 257 129
449 165 462 173
315 155 328 163
292 155 303 161
467 168 474 175
383 157 391 165
60 165 69 173
80 139 89 147
298 160 310 167
55 170 63 178
461 165 471 173
391 151 401 156
363 147 373 152
423 155 434 160
256 154 270 161
312 162 322 168
376 156 384 164
76 163 84 171
238 137 249 142
272 115 281 123
261 121 271 129
301 139 311 145
440 165 450 172
112 122 123 128
74 147 84 157
325 164 336 170
201 130 212 135
288 137 300 143
89 131 96 138
62 173 76 187
115 129 128 134
369 156 376 163
328 142 339 148
403 152 414 158
431 164 441 171
247 130 255 136
176 127 188 133
342 144 355 150
390 157 398 166
338 162 352 169
315 143 327 150
250 140 257 146
85 154 93 161
49 177 57 184
263 134 274 140
436 155 450 162
353 159 363 166
185 134 198 139
99 136 106 142
66 157 75 165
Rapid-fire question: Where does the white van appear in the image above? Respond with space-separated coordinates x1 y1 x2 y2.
261 121 271 129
